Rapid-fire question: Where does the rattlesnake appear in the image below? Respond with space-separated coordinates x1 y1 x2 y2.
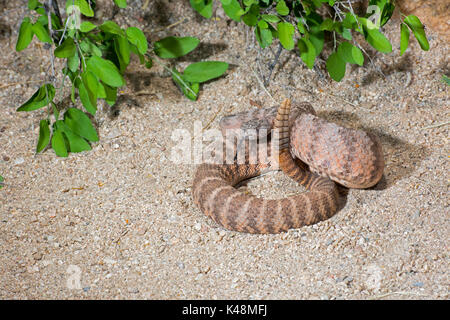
192 99 384 234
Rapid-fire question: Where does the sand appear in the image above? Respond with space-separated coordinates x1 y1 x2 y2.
0 1 448 299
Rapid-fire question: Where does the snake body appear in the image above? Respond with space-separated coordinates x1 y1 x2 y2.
192 99 384 234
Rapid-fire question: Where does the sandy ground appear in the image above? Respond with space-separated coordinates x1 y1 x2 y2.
0 1 448 299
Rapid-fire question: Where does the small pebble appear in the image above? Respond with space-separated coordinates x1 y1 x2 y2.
32 252 43 261
128 287 139 294
137 226 147 235
193 223 202 231
14 157 24 165
104 258 116 265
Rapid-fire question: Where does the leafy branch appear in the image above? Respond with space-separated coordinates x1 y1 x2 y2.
191 0 429 82
16 0 229 157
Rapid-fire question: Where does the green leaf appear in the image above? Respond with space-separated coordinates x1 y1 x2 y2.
298 38 316 69
114 35 131 71
220 0 245 22
320 18 334 31
79 82 97 115
0 174 3 189
368 0 395 27
242 4 259 26
154 36 200 58
32 21 52 43
99 21 125 37
145 58 153 69
16 17 34 51
71 81 77 103
358 18 392 53
79 71 98 115
297 21 306 34
54 37 76 58
17 84 55 111
79 38 102 56
404 15 429 51
337 42 364 66
67 50 80 72
64 108 99 142
82 71 99 99
342 13 357 29
128 44 145 64
114 0 127 8
275 0 289 16
80 21 97 32
51 101 60 120
277 22 295 50
258 20 268 29
51 126 68 157
190 0 214 19
126 27 148 55
261 14 280 23
341 28 352 40
182 61 229 83
171 68 199 101
365 27 392 53
50 12 63 30
36 119 51 153
97 82 106 99
66 0 94 17
86 56 125 88
400 23 410 56
64 129 92 152
56 120 91 153
441 75 450 86
28 0 39 10
255 25 273 48
103 84 118 106
326 52 346 81
309 30 324 57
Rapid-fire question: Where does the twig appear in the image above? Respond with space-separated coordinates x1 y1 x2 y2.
135 90 157 96
342 0 361 31
370 291 429 300
251 66 276 104
423 121 450 130
321 91 357 107
113 229 129 244
151 18 188 33
264 43 283 87
45 1 56 82
51 0 62 25
142 0 150 10
151 55 198 98
404 72 412 87
203 103 224 132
